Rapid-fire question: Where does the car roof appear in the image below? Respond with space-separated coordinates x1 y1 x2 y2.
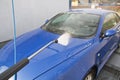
69 8 115 15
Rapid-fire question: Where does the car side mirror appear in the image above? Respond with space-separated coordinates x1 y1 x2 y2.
104 29 116 37
45 19 49 24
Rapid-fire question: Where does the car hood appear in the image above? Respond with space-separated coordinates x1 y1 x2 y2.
0 28 94 80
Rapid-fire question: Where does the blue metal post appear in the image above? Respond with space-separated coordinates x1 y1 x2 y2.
11 0 17 80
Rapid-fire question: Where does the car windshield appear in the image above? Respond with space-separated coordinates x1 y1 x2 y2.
42 13 100 38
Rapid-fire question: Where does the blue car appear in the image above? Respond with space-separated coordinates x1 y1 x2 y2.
0 9 120 80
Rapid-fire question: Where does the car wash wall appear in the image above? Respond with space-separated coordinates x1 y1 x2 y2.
0 0 69 42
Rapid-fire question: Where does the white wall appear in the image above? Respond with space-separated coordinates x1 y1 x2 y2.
0 0 69 42
0 0 13 42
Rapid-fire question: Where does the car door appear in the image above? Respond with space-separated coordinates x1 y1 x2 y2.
98 13 119 65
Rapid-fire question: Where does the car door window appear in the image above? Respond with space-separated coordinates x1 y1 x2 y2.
114 13 120 23
101 13 117 33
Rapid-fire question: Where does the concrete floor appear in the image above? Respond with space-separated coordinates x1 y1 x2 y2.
97 66 120 80
97 48 120 80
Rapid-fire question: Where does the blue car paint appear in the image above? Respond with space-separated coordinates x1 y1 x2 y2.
0 9 120 80
0 28 95 80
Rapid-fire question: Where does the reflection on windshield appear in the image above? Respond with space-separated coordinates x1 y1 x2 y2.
0 40 11 49
42 13 100 38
